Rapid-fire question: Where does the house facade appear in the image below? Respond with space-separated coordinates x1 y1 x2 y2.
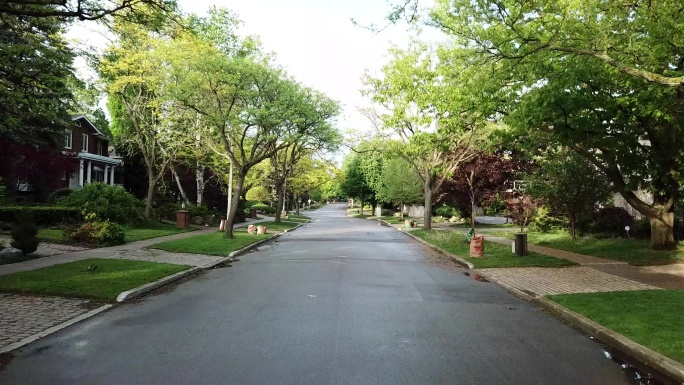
63 115 122 189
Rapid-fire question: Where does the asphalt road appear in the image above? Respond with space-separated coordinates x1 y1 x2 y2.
1 204 637 384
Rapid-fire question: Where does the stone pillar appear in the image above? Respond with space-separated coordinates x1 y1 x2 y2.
110 166 115 185
86 161 92 184
78 159 84 187
104 165 109 184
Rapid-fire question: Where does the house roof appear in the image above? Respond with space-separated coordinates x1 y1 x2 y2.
71 115 109 140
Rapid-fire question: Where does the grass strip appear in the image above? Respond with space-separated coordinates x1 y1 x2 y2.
490 230 684 266
0 258 189 301
411 229 577 268
150 231 270 257
549 290 684 364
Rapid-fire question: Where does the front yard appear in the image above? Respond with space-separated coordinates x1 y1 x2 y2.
36 220 196 245
491 230 684 266
0 258 189 301
411 229 577 268
150 232 270 257
549 290 684 364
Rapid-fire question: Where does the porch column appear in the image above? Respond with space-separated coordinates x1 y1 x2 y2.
78 159 84 187
110 166 115 186
104 165 109 184
86 161 92 184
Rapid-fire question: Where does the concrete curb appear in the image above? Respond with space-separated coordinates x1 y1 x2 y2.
0 304 113 354
119 219 313 301
475 270 684 384
116 266 203 302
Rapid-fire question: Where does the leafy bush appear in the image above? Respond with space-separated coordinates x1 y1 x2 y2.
529 215 567 233
11 210 39 255
634 217 651 239
0 206 81 225
47 188 73 203
587 207 635 238
432 216 446 223
63 220 125 246
245 200 260 209
58 183 145 226
251 203 275 215
435 204 459 218
187 205 214 218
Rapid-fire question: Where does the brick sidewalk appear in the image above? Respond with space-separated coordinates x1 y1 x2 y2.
0 294 99 351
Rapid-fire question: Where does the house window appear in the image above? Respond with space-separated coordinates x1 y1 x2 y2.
97 140 103 156
64 130 72 149
82 133 89 152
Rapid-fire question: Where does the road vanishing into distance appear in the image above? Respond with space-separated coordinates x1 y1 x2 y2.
1 204 640 384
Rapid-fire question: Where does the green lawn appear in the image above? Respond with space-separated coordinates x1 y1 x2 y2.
411 229 578 268
286 214 311 223
450 222 516 229
0 258 189 301
150 231 270 256
491 230 684 266
549 290 684 364
37 221 195 245
124 221 196 243
36 229 63 242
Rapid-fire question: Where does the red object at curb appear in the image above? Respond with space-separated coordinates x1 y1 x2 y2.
470 235 484 258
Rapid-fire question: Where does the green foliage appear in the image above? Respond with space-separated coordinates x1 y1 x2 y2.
186 205 215 218
529 213 567 234
63 221 126 246
250 203 275 215
376 157 423 206
47 188 73 203
11 210 39 255
58 183 145 226
0 206 81 226
434 204 459 218
151 232 269 256
579 207 635 239
0 177 6 198
246 186 270 203
0 13 75 148
527 151 613 239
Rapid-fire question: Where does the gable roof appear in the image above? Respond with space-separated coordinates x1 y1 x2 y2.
71 115 109 140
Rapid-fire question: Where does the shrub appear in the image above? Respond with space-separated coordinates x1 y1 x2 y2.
529 215 566 233
245 200 260 209
11 210 39 255
588 207 635 237
251 203 275 215
0 206 81 226
435 204 458 218
187 205 214 218
58 183 145 226
634 217 651 239
63 220 125 246
47 188 73 203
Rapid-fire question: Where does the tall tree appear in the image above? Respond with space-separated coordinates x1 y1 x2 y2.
341 153 375 215
430 0 684 249
376 157 422 218
0 0 176 21
0 13 75 147
527 150 613 240
101 17 174 218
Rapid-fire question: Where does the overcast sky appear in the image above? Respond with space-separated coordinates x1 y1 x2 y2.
176 0 440 133
69 0 443 151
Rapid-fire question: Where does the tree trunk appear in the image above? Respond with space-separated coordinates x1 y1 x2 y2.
423 174 433 230
360 201 364 215
650 211 676 250
470 194 476 229
196 163 205 206
570 217 576 240
295 193 300 215
145 173 155 219
170 166 189 205
274 184 285 223
224 171 246 238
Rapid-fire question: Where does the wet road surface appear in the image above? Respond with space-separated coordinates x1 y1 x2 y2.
1 204 638 384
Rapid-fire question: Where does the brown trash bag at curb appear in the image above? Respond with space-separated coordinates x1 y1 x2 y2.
470 235 484 258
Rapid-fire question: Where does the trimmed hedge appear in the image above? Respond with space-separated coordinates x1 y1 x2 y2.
0 206 81 226
251 203 276 215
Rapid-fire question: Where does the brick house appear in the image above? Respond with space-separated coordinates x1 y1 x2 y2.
63 115 122 188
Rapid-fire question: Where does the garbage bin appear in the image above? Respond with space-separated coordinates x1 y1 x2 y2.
249 208 257 219
514 233 528 256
